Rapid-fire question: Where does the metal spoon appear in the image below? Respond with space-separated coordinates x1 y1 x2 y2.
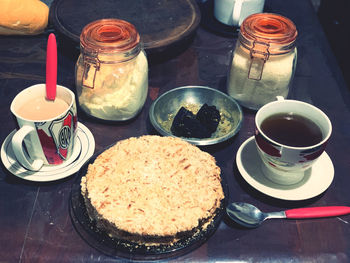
226 202 350 228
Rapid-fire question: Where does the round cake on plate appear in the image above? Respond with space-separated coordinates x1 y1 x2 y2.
81 135 224 245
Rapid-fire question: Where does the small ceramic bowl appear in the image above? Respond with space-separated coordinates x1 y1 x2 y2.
149 86 243 146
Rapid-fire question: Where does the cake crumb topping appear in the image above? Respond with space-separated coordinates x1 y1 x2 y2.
81 135 224 239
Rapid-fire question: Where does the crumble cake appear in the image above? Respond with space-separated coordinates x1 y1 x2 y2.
81 135 224 245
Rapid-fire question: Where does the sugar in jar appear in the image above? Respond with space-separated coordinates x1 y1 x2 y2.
227 13 297 110
75 19 148 121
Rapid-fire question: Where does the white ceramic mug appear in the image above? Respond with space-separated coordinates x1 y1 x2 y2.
254 97 332 185
10 84 78 171
214 0 265 27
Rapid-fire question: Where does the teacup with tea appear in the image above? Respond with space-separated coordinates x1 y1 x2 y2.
11 83 77 171
255 97 332 185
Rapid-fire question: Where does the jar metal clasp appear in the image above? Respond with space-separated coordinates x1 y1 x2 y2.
82 54 101 89
248 40 270 80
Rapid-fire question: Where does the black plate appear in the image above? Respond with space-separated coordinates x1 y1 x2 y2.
49 0 201 54
69 147 229 260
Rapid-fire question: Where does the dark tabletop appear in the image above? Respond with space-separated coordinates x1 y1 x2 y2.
1 0 350 262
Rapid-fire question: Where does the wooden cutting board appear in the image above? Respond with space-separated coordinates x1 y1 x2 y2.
49 0 201 53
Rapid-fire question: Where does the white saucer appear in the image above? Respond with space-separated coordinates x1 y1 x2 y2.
1 122 95 182
236 136 334 201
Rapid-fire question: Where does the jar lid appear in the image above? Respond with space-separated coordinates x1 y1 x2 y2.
80 19 141 55
240 13 297 56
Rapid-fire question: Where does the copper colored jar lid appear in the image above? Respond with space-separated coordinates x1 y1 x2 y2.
240 13 297 55
80 19 141 54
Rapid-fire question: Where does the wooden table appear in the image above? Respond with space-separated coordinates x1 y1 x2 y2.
1 0 350 261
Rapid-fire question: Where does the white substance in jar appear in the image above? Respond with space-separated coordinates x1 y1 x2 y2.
76 51 148 121
227 44 297 110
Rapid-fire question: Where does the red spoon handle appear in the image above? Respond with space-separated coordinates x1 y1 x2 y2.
46 33 57 100
285 206 350 219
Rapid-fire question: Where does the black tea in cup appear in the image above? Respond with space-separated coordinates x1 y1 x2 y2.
260 113 323 147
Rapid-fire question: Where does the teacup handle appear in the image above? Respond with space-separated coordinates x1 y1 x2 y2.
11 125 44 171
232 0 244 26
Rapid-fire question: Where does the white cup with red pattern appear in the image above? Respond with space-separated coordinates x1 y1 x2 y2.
254 97 332 185
10 84 78 171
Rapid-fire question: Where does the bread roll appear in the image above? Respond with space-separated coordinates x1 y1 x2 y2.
0 0 49 35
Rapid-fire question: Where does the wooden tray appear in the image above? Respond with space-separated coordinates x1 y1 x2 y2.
49 0 201 54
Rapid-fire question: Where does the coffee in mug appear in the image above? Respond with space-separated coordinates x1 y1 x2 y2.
11 84 77 171
16 96 69 120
